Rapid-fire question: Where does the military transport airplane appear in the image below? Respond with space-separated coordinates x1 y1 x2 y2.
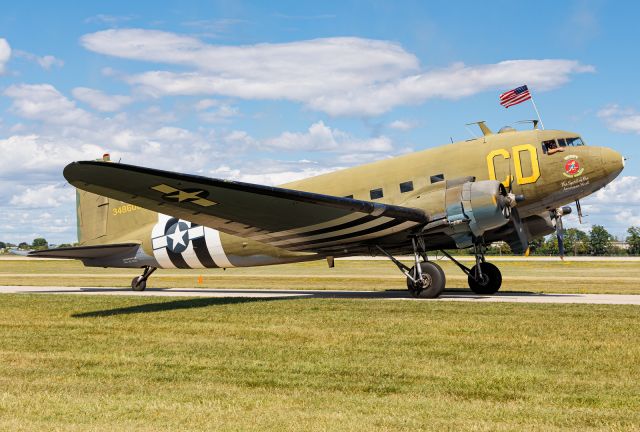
30 121 624 298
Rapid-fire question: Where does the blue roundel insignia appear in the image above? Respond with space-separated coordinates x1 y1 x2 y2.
165 221 190 254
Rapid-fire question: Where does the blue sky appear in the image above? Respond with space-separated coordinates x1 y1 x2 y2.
0 0 639 244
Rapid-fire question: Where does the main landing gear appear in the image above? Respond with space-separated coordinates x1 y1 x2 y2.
376 238 446 298
377 239 503 298
440 245 502 294
131 266 157 291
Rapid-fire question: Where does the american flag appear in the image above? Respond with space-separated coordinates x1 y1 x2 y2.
499 85 531 108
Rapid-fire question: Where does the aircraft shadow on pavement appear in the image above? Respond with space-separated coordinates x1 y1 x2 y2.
68 288 579 317
72 297 284 318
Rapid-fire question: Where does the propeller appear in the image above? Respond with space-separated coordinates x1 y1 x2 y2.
497 178 528 254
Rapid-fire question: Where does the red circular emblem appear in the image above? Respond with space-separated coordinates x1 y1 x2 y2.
564 159 580 175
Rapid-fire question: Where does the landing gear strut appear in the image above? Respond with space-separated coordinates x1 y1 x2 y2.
440 244 502 295
131 266 156 291
376 237 446 298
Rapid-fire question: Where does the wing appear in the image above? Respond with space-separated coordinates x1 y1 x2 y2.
64 161 428 252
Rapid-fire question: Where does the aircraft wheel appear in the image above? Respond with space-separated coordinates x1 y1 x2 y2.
468 262 502 294
407 261 446 298
131 276 147 291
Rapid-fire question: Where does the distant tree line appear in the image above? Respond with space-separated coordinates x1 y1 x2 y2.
0 238 76 252
2 225 640 256
485 225 640 256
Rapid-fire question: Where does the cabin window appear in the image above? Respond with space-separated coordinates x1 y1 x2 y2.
370 188 383 200
399 181 414 193
430 174 444 184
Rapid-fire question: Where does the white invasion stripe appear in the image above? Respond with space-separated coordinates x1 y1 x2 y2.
181 241 204 269
153 247 176 269
270 217 393 247
205 228 234 268
290 221 419 250
151 214 175 269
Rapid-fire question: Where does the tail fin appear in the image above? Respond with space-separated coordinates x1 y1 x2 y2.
75 153 157 246
76 190 109 245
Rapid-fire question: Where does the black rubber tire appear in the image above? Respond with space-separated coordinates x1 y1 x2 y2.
468 262 502 294
131 276 147 291
407 261 446 298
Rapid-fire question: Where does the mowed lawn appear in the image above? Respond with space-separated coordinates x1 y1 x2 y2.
0 294 638 431
1 258 640 294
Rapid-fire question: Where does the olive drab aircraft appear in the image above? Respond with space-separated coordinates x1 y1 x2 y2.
29 121 624 298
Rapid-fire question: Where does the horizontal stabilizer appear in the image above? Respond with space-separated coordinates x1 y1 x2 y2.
28 243 140 259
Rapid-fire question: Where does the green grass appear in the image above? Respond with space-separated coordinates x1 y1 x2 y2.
0 294 638 431
1 258 640 294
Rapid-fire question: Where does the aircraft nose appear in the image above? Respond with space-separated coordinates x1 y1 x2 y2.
600 147 624 178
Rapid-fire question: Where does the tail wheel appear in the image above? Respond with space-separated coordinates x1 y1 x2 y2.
407 261 446 298
468 262 502 294
131 276 147 291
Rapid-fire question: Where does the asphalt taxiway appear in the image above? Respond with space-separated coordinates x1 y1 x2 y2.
1 285 639 305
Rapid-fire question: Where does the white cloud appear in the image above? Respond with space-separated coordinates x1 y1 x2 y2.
598 105 640 134
264 121 393 153
10 184 75 208
0 38 11 74
80 29 593 116
13 50 63 70
0 134 102 177
210 164 338 186
588 176 640 204
389 120 417 131
4 84 94 126
72 87 133 112
198 103 239 123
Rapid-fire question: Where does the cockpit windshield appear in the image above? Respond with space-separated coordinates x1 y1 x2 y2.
541 136 585 154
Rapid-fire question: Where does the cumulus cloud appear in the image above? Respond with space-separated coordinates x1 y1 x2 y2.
72 87 133 112
0 134 102 177
4 84 94 126
10 184 75 208
13 50 63 70
598 105 640 134
79 29 593 116
0 38 11 74
264 121 393 153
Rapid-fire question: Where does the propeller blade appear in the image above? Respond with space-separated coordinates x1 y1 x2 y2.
575 199 583 224
556 215 565 258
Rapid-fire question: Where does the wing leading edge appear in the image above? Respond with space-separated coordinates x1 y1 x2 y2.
63 161 429 251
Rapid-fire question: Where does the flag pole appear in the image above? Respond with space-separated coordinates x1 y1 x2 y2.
529 93 545 130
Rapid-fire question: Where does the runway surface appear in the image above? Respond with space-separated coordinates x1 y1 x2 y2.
2 285 640 305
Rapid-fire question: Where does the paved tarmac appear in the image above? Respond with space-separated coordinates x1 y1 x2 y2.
1 285 639 305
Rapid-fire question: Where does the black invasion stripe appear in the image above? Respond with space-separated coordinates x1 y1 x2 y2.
192 236 217 268
263 215 378 242
167 249 191 269
284 219 408 250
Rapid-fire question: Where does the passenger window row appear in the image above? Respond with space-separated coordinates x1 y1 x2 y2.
363 174 445 200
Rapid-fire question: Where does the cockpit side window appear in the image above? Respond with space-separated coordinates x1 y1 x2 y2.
557 138 567 147
541 139 565 155
565 137 584 146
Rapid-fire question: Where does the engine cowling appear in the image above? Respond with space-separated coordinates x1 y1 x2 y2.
407 179 514 248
